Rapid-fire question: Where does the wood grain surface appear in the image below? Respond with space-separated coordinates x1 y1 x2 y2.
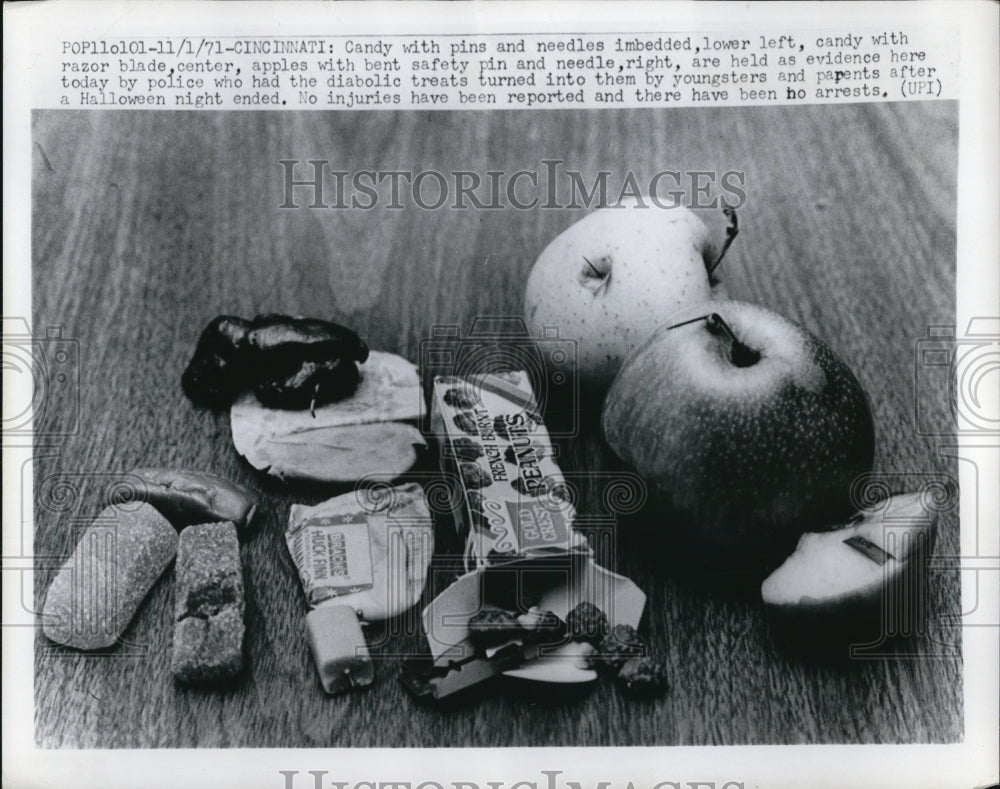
31 103 962 748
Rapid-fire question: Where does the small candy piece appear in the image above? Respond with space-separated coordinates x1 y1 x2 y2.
467 609 523 648
172 522 245 683
42 503 177 650
459 461 493 490
616 656 669 698
444 437 484 462
443 387 481 408
565 601 609 645
183 313 369 410
126 468 257 532
453 412 478 435
306 605 374 695
595 624 646 670
253 356 361 410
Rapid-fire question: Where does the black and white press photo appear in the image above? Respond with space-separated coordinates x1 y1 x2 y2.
4 3 997 789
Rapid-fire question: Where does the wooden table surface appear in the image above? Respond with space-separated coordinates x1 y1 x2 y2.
31 103 962 748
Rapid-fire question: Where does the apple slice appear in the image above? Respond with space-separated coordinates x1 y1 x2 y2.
500 641 599 700
421 560 645 695
761 492 938 650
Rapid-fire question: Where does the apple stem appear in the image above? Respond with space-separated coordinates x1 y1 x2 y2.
582 256 602 278
707 313 761 367
705 313 737 343
665 313 760 367
707 207 739 276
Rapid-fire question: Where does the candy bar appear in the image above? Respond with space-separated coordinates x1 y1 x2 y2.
430 371 590 572
42 503 177 650
171 521 245 682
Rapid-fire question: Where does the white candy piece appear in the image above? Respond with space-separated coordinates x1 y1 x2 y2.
761 492 938 614
43 503 178 650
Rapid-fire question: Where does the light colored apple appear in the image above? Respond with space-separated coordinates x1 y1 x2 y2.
601 300 876 573
524 200 723 391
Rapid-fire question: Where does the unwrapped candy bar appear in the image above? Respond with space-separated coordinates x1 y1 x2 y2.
42 503 177 650
172 521 245 683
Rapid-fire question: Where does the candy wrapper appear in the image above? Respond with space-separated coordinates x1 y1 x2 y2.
430 371 591 572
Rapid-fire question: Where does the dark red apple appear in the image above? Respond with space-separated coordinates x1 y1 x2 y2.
601 300 876 575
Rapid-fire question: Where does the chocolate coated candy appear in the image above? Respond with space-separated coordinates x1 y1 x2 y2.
182 313 368 410
444 437 484 462
254 357 361 410
246 314 369 372
467 609 523 648
453 412 478 435
181 315 253 407
595 624 646 670
616 656 669 698
460 462 493 490
565 601 609 645
127 468 257 532
443 387 481 408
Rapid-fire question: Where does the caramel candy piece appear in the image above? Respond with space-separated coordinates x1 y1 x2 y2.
42 503 177 650
172 522 245 683
127 468 257 532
